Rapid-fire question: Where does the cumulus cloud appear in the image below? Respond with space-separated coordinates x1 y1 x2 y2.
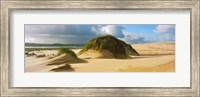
153 24 175 42
25 24 98 44
25 24 127 44
25 24 97 36
153 25 175 33
158 33 175 42
121 31 147 44
92 25 125 38
25 24 175 44
120 24 175 44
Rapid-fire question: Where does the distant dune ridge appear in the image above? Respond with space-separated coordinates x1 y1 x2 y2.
78 35 139 59
132 42 175 55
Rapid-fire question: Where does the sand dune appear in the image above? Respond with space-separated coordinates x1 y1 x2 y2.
132 42 175 55
78 49 115 59
71 55 174 72
25 54 65 72
25 52 84 72
25 42 175 72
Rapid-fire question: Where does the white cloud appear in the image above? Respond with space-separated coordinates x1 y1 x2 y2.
119 24 175 44
153 24 175 42
121 31 146 44
25 24 175 44
93 25 125 38
153 25 175 33
101 25 116 35
158 33 175 42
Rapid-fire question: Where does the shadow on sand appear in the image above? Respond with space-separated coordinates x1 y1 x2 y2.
125 54 173 60
47 55 87 66
47 55 88 72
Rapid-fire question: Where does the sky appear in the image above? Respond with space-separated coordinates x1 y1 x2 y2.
25 24 175 44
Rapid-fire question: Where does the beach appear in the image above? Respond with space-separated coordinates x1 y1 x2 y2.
25 42 175 72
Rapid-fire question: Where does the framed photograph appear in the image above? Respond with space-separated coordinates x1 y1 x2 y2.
1 0 199 96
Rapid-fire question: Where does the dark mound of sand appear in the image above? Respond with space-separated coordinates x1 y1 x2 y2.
50 64 74 72
120 40 139 56
78 35 139 59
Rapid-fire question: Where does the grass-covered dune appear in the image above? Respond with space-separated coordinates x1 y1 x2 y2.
58 48 77 58
120 40 139 56
78 35 139 59
47 48 87 66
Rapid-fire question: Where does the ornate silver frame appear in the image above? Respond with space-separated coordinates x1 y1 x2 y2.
1 0 199 96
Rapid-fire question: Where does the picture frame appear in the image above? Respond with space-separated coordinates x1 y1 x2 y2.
1 0 199 96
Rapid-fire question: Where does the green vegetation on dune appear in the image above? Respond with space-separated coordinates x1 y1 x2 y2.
119 40 139 56
78 35 139 59
25 48 78 59
58 48 77 58
47 48 87 66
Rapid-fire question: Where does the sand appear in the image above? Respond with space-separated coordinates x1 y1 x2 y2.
72 55 174 72
132 42 175 55
25 42 175 72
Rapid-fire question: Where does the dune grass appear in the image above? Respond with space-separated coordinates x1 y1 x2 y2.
78 35 127 58
58 48 77 58
25 48 78 59
78 35 139 58
120 41 139 56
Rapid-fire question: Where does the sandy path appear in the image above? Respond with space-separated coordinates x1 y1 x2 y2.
72 55 175 72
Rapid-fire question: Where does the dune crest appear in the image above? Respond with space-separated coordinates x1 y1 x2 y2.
47 54 86 65
78 35 139 59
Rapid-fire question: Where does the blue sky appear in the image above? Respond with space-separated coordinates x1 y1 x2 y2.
25 24 175 44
